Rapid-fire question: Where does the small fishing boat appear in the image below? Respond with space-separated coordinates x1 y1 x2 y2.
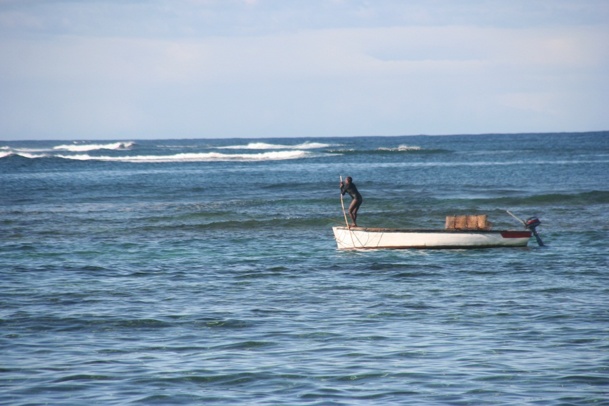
334 176 543 250
332 213 543 250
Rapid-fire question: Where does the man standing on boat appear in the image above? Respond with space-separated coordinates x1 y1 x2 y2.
340 176 363 228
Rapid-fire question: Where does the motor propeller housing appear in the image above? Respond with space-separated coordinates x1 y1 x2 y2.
525 216 544 246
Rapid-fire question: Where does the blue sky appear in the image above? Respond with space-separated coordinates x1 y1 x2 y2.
1 0 608 140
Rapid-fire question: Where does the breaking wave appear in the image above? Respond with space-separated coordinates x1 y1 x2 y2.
377 144 423 151
54 150 313 163
328 145 447 154
0 151 47 159
53 142 135 152
217 141 331 150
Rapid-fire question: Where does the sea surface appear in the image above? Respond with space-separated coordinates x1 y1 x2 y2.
1 132 608 405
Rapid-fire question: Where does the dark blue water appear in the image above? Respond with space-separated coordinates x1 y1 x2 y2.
2 133 608 405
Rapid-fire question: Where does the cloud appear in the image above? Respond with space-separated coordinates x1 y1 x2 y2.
7 23 604 81
0 1 608 139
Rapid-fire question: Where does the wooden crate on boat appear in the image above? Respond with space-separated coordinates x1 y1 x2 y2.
445 214 492 230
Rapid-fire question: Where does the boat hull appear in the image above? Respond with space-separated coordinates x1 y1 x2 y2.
332 227 531 249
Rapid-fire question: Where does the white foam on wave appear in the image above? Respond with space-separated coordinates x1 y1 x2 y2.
0 151 49 159
57 150 312 163
1 146 51 153
378 144 422 152
53 141 135 152
219 141 330 150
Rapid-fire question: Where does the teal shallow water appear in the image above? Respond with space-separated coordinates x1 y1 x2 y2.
1 133 609 404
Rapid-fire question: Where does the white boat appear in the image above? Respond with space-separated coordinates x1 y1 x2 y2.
332 226 532 250
332 212 543 250
334 177 543 249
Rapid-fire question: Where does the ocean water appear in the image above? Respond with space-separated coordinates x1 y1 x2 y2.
1 132 608 405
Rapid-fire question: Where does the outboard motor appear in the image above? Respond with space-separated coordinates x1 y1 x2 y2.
525 217 544 246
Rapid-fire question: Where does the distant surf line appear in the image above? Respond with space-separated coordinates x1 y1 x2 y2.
216 141 332 150
53 141 135 152
52 150 316 163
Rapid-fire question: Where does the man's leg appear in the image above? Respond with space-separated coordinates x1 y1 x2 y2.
349 200 359 227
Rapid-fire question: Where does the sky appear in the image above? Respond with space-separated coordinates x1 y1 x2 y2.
0 0 608 140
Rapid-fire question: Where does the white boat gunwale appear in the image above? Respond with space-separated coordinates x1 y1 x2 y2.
332 226 532 250
334 226 530 235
